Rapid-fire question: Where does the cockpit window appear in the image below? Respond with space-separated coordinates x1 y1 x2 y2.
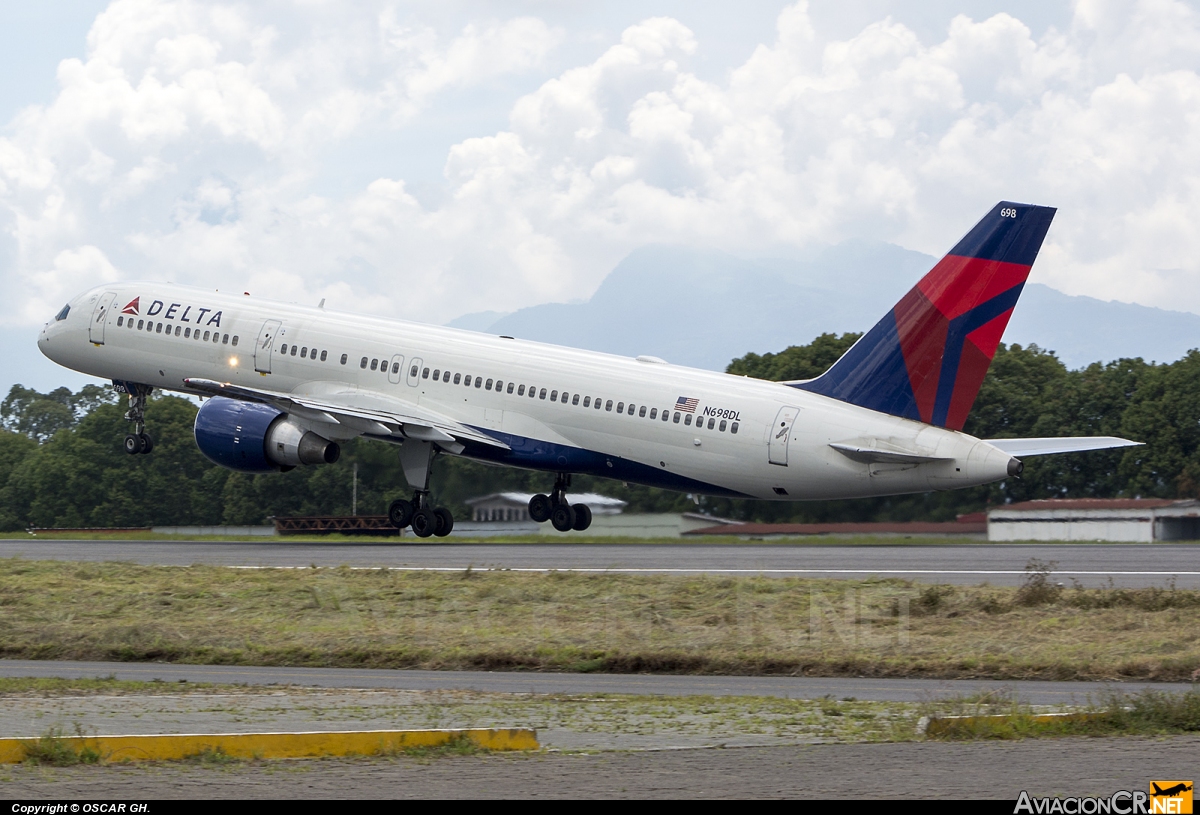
54 304 70 322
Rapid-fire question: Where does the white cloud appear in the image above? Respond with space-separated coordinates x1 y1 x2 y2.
2 0 1200 331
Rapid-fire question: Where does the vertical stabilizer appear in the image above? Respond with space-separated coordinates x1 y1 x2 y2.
795 202 1056 430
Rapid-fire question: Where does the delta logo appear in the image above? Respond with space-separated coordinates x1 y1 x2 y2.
1151 782 1193 814
121 297 140 316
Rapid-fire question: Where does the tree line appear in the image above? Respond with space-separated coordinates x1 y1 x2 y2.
2 337 1198 530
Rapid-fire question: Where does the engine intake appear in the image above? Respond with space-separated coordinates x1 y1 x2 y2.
194 396 340 472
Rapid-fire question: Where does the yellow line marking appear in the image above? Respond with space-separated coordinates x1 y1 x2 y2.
0 727 537 763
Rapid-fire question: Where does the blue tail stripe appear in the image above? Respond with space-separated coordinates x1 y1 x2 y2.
930 283 1024 426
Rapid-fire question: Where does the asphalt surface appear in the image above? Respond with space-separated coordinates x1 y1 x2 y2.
2 660 1193 705
5 736 1197 798
3 539 1199 587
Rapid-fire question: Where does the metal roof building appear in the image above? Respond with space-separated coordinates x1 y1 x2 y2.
987 498 1200 542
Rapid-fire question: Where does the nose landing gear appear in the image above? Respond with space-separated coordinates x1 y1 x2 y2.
528 473 593 532
118 383 154 455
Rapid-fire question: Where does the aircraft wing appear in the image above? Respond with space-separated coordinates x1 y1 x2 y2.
183 377 510 453
984 437 1142 456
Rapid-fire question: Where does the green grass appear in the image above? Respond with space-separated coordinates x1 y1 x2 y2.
21 726 102 766
2 558 1199 680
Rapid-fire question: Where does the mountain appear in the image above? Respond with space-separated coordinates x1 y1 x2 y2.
446 243 1200 371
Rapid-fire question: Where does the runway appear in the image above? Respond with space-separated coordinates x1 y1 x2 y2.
1 659 1192 704
3 539 1199 586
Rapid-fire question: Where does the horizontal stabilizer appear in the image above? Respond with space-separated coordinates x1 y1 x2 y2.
829 442 951 465
984 437 1142 457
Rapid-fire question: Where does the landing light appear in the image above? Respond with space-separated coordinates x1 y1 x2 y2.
229 357 238 367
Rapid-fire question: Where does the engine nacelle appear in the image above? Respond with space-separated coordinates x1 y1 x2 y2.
194 396 340 473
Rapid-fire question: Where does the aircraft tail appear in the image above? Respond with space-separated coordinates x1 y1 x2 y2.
795 201 1056 430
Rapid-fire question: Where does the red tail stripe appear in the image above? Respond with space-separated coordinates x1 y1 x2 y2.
917 256 1032 321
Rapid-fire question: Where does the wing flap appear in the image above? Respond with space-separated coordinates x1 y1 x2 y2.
184 378 509 451
984 437 1142 457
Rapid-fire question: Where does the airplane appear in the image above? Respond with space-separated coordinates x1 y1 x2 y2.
37 200 1140 538
1152 783 1193 797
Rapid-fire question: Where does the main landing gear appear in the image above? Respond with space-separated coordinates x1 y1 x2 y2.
387 440 454 539
122 385 154 455
528 474 593 532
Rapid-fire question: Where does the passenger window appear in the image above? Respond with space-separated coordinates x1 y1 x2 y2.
708 417 715 429
392 362 400 374
360 357 368 368
423 368 430 379
517 384 525 395
662 410 669 421
370 359 378 370
639 406 646 418
595 398 601 409
433 369 441 380
583 396 590 407
410 364 418 378
175 326 181 336
301 347 307 358
223 334 229 344
673 412 680 423
550 390 558 401
572 394 579 406
486 379 494 390
117 316 124 326
454 374 461 384
539 388 547 399
203 330 210 341
617 402 624 413
280 344 288 354
232 335 238 346
475 377 483 389
184 328 190 338
507 383 514 394
731 422 738 434
214 332 220 343
605 400 613 411
289 344 296 354
650 408 657 419
496 380 503 391
685 415 692 426
155 323 162 333
320 350 327 361
719 420 727 432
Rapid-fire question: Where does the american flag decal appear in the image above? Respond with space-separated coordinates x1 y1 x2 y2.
675 396 699 413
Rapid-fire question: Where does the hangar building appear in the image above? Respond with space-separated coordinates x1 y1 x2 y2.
987 498 1200 542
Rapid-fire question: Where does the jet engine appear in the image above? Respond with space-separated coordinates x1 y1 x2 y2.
194 396 340 472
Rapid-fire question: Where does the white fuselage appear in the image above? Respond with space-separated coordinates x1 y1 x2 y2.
38 283 1016 500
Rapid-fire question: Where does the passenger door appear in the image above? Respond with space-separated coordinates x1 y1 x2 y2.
89 292 116 344
768 406 800 466
254 319 282 373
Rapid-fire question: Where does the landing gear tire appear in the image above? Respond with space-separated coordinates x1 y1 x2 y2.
550 503 576 532
388 499 414 529
124 434 140 455
571 504 592 531
529 493 552 523
433 507 454 537
411 508 436 538
138 433 153 455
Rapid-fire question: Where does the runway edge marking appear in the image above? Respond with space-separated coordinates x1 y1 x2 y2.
0 727 539 763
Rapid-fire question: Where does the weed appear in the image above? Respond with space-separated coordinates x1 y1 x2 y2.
182 746 240 766
1014 559 1062 607
22 726 101 766
378 733 488 760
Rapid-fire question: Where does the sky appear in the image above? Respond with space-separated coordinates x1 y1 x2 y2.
2 0 1198 394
